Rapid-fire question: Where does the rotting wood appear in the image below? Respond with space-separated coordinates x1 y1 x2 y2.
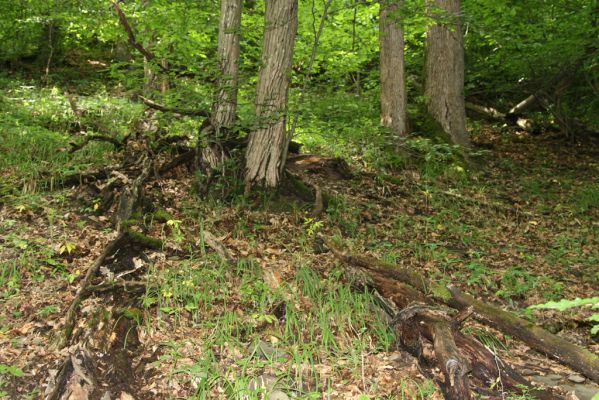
446 284 599 384
58 232 126 348
321 235 599 384
347 260 561 399
393 304 472 400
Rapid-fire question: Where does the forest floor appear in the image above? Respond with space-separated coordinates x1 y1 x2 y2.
0 79 598 399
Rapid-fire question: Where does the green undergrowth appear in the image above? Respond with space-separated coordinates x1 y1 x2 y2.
142 253 399 398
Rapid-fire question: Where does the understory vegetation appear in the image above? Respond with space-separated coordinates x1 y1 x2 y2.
1 0 598 399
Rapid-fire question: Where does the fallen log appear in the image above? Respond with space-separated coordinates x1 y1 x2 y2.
348 256 561 399
394 304 472 400
321 235 599 384
446 284 599 384
465 102 536 133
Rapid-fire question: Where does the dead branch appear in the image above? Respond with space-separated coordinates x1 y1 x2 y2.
509 94 537 115
111 1 161 67
321 235 599 384
465 101 537 133
138 95 209 117
58 232 126 348
69 134 124 153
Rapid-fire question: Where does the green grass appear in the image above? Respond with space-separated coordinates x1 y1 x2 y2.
141 250 396 397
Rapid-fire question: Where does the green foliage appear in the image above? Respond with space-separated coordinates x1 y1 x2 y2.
529 297 599 335
497 268 537 300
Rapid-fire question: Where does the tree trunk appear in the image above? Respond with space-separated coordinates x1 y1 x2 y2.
245 0 298 189
424 0 469 148
198 0 242 173
379 0 408 137
212 0 242 131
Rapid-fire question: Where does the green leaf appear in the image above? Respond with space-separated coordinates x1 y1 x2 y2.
528 297 599 312
0 364 24 377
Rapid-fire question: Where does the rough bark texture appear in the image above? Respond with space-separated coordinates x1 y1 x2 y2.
424 0 469 147
198 0 242 172
380 0 408 136
212 0 241 131
245 0 298 188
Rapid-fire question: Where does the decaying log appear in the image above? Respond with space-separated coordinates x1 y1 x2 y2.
322 235 599 385
59 233 126 348
465 102 536 133
446 284 599 384
46 346 97 400
394 304 472 400
347 255 560 399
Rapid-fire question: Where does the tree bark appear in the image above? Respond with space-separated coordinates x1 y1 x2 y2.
424 0 469 147
197 0 242 173
245 0 298 189
380 0 408 137
212 0 242 132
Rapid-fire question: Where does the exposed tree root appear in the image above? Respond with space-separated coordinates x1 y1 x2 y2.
59 153 154 348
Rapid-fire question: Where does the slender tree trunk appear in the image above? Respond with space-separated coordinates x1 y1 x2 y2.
424 0 469 147
245 0 298 189
212 0 242 131
380 0 408 137
198 0 242 173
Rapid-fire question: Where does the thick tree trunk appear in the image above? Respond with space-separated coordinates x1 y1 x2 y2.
379 0 408 136
245 0 298 189
424 0 469 148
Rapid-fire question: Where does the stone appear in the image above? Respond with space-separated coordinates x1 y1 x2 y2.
567 374 586 384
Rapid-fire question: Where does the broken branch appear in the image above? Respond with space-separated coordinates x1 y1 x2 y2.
138 95 209 117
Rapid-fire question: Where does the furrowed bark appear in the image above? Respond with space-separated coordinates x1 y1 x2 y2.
380 0 408 136
245 0 298 189
424 0 469 147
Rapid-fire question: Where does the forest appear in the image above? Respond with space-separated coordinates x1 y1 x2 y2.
0 0 598 399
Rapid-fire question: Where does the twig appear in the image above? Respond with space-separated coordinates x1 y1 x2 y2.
138 95 209 117
69 134 124 153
